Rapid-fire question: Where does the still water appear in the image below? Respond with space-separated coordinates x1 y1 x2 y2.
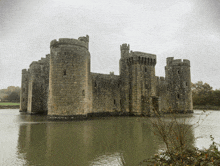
0 109 220 166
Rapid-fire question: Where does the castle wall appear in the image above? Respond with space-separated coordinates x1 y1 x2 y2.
91 73 120 113
40 55 50 113
48 36 92 116
27 57 49 114
27 61 42 114
156 77 169 111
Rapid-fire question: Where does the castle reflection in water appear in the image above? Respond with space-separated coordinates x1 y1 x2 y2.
16 113 194 166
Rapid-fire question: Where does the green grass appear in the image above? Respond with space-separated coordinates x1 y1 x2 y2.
0 102 20 105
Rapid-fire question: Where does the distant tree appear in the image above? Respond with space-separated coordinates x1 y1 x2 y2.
192 81 212 94
2 94 9 101
191 81 220 106
8 91 20 102
192 81 213 105
210 90 220 106
0 86 20 102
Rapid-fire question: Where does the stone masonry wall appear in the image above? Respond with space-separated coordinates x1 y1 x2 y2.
26 57 49 114
156 77 169 111
91 73 120 113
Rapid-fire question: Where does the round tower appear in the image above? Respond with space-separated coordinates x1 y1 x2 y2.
165 58 193 112
48 35 92 116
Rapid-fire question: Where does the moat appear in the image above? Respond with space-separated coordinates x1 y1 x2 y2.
0 109 220 166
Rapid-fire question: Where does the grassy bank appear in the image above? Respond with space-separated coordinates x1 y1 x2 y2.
0 102 20 109
0 102 20 105
193 105 220 110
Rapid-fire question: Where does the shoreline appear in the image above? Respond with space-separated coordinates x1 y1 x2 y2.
0 105 20 109
193 105 220 110
2 105 219 111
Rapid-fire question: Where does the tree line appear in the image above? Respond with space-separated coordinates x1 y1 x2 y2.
0 82 218 105
0 86 20 102
192 81 220 106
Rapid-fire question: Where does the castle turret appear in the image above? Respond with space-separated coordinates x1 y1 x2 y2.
120 43 130 59
119 44 130 113
48 35 92 116
165 58 193 112
20 69 29 112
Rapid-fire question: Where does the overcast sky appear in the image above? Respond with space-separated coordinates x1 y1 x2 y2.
1 0 220 89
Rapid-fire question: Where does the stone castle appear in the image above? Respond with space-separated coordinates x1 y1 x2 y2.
20 35 193 117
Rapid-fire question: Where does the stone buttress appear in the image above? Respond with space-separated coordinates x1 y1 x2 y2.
20 69 29 112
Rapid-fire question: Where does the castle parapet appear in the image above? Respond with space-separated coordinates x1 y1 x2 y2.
50 35 89 50
166 57 174 65
41 57 46 61
78 35 89 43
166 57 190 66
183 59 190 66
131 51 156 59
125 51 157 66
22 69 28 74
38 58 47 64
120 43 130 50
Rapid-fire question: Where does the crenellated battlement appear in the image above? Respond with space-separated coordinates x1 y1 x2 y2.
78 35 89 43
130 51 156 59
183 59 190 66
120 43 130 50
166 57 190 66
38 58 47 64
125 52 157 66
50 35 89 50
